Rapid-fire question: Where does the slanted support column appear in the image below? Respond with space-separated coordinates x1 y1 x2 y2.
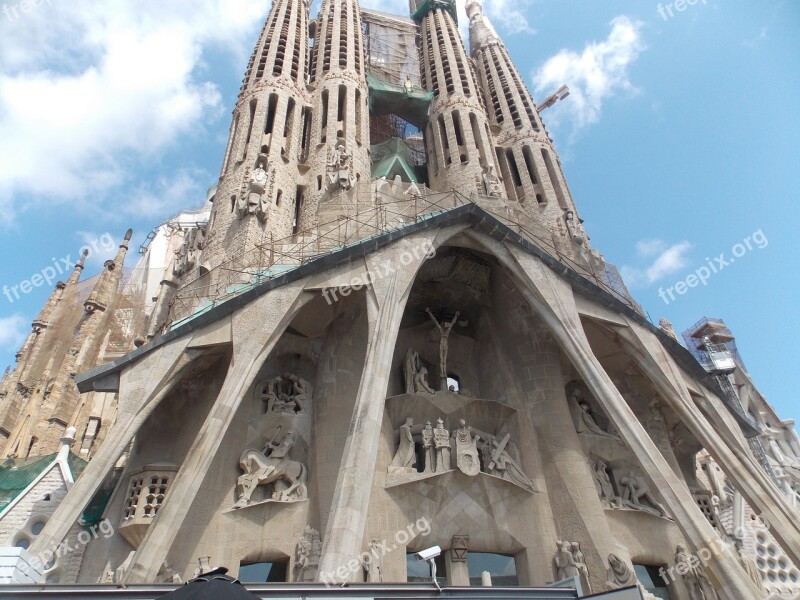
318 235 435 581
501 245 765 600
615 322 800 567
29 336 195 557
124 284 310 583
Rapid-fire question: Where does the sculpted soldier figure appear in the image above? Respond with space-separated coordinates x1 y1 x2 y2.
433 418 451 472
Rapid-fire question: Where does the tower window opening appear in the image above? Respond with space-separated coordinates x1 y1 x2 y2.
264 94 278 136
447 375 460 392
522 146 538 185
506 149 522 188
242 99 257 160
300 107 312 160
320 89 329 142
339 0 349 68
283 97 296 155
317 175 323 191
470 113 488 167
293 186 305 234
355 89 362 145
275 189 283 207
438 115 451 166
223 113 240 173
337 85 346 124
453 112 464 146
541 148 567 208
231 196 236 213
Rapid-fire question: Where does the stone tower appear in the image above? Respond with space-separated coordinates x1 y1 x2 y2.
467 0 586 249
415 0 501 198
301 0 371 231
201 0 311 274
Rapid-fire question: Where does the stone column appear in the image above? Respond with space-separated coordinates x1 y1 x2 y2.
29 336 194 558
445 551 469 586
318 234 436 581
502 246 765 600
123 285 309 583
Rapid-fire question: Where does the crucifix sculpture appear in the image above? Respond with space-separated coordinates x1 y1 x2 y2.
425 307 460 391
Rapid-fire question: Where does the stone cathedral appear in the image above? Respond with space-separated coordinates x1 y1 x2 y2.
0 0 798 598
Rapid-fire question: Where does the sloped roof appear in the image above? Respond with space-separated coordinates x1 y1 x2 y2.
0 452 87 514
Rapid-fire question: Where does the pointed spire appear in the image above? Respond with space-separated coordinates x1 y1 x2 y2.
66 248 89 286
466 0 499 53
84 229 132 314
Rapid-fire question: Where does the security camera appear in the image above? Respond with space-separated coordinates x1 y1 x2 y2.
415 546 442 561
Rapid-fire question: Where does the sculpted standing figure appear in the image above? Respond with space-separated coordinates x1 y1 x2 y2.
553 540 580 581
592 460 617 506
425 308 460 388
573 391 624 446
453 419 480 476
389 417 416 473
422 421 435 473
433 418 451 472
674 544 719 600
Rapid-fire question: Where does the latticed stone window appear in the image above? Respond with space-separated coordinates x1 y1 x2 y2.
118 464 178 548
123 477 144 521
143 476 169 517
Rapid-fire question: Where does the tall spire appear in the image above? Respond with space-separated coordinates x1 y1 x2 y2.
84 229 131 314
467 0 587 249
31 250 88 332
415 0 503 199
199 0 311 277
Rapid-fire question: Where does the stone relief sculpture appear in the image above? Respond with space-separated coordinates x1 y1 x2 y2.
328 140 356 191
234 428 308 507
592 459 619 507
482 434 535 492
364 539 384 582
453 419 481 476
422 421 435 474
619 472 667 517
259 373 311 414
674 544 719 600
389 417 417 474
403 348 435 395
572 389 624 446
173 225 206 278
294 526 321 582
425 307 460 389
434 418 451 473
606 553 636 588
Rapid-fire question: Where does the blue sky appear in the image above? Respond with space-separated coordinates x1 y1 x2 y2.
0 1 797 424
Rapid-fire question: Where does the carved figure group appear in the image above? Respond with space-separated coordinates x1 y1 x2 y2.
234 428 308 507
238 158 271 221
481 165 503 198
260 373 311 414
388 417 533 490
553 541 592 594
403 349 435 395
173 225 206 277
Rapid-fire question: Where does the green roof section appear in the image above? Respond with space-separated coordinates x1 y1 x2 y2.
0 454 57 513
371 138 425 183
0 452 88 513
411 0 457 23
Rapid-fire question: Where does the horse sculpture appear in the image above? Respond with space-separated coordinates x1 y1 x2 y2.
234 447 307 507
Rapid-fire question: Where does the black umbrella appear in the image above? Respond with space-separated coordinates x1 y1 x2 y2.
160 568 262 599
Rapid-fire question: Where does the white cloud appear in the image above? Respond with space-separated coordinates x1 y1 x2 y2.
621 239 691 288
0 315 27 351
533 16 644 137
126 168 210 220
0 1 266 224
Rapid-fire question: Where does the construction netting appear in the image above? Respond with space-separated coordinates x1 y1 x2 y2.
0 452 86 513
367 74 432 129
411 0 457 23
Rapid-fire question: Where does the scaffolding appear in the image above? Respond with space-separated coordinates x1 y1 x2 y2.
163 184 640 334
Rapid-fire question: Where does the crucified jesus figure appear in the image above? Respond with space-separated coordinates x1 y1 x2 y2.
425 307 460 387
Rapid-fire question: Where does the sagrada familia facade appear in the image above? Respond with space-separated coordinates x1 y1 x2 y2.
0 0 798 598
